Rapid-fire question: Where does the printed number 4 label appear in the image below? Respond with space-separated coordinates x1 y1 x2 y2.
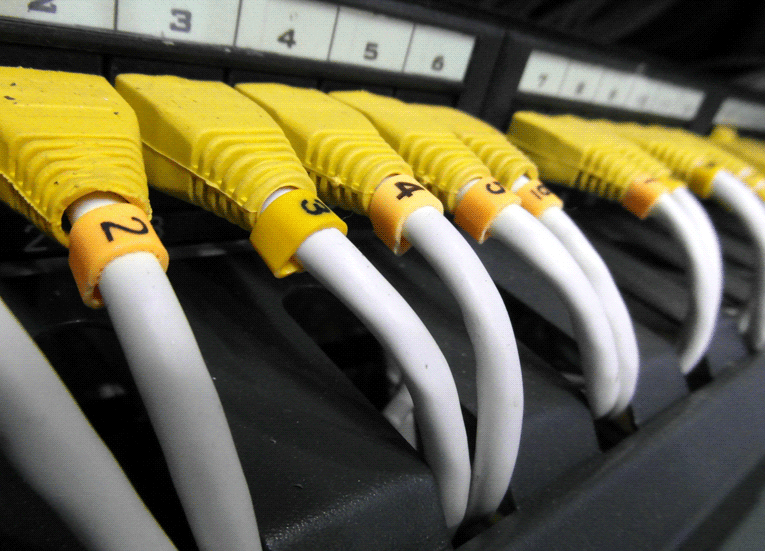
278 29 296 48
394 181 424 199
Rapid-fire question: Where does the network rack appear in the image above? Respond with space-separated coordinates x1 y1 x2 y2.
1 1 765 550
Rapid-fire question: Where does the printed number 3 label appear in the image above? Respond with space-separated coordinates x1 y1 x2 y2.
301 199 331 215
170 8 191 33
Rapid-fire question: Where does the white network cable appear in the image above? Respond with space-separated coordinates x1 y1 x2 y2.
294 225 471 531
539 206 640 415
402 205 524 521
649 194 719 373
0 298 177 551
510 176 640 415
67 195 262 551
711 171 765 350
670 187 724 317
489 203 621 418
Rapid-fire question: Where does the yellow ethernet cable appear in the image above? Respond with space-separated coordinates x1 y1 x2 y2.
417 104 639 415
508 112 720 374
710 126 765 179
587 120 725 333
114 74 344 278
234 82 523 523
114 74 471 531
235 83 443 254
606 121 765 351
0 67 261 551
0 69 150 250
654 125 765 194
331 92 621 434
509 112 681 215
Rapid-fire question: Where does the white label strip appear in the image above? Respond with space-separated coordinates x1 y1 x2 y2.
0 0 475 83
518 49 705 120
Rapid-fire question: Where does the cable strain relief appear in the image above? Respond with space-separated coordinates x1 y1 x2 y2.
710 125 737 143
369 175 443 255
250 189 347 277
465 134 540 185
68 203 168 308
687 162 720 198
453 176 520 243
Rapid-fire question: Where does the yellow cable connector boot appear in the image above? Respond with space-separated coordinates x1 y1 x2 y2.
0 67 151 247
329 90 520 241
590 120 721 199
114 74 346 277
414 104 564 219
415 104 539 184
508 112 680 218
235 83 442 254
709 126 765 200
709 126 765 192
657 125 765 192
0 68 165 307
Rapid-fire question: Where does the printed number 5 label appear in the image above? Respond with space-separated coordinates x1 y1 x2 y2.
330 7 413 71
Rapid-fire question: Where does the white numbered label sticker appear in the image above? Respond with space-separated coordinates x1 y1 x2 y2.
0 0 115 29
558 61 603 102
117 0 239 45
676 89 705 120
403 24 474 82
517 51 569 97
593 70 632 107
237 0 338 61
624 75 657 112
649 83 681 117
329 7 414 71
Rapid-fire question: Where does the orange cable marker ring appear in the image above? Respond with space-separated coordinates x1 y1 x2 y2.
620 179 669 219
515 179 564 218
369 175 444 254
453 176 521 243
68 203 169 308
